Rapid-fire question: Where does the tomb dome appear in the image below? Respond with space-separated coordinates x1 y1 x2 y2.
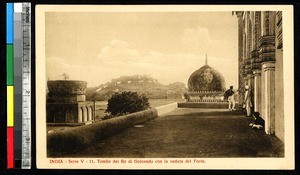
188 61 226 92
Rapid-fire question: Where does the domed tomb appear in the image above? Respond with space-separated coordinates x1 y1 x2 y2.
186 56 226 102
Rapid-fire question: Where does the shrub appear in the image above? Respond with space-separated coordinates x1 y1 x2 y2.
106 91 150 116
183 92 190 101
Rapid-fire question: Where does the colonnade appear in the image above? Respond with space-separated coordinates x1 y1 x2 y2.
235 11 284 141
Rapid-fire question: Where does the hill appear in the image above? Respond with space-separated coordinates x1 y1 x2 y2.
86 75 187 101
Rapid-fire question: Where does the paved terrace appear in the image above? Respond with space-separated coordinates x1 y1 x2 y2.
71 108 284 158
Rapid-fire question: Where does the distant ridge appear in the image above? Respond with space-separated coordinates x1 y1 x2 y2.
86 75 187 100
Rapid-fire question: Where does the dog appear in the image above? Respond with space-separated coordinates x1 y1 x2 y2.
249 123 263 129
249 112 265 130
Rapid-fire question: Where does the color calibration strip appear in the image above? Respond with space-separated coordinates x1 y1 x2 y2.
21 3 32 169
7 2 14 169
7 3 32 169
14 3 24 168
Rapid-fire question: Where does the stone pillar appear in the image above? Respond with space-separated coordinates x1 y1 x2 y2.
78 107 83 123
261 11 276 36
260 66 265 120
274 11 284 142
261 12 267 36
247 74 254 112
93 100 96 121
269 12 276 36
253 11 262 112
250 11 256 51
253 70 261 112
83 107 88 122
259 11 276 134
262 61 276 134
88 107 92 121
246 12 252 61
236 11 246 105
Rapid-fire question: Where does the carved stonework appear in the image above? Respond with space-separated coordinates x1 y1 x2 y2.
244 59 252 75
235 10 282 137
254 12 261 50
250 50 261 70
265 11 270 35
47 80 87 95
259 35 276 63
247 13 252 61
276 11 283 49
262 61 276 72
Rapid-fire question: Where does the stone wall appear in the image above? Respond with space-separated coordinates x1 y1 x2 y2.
155 102 178 116
47 108 158 155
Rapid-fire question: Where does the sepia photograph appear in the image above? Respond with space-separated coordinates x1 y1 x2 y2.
35 5 294 169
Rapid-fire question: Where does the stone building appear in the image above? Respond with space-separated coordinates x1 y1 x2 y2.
46 80 95 124
235 11 284 142
187 56 226 102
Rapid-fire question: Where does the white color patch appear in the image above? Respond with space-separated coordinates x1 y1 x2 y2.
14 3 23 12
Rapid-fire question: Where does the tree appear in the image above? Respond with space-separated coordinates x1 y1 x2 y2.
106 91 150 116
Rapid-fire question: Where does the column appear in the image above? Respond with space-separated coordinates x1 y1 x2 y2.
247 74 254 110
244 14 253 94
261 12 267 36
251 12 262 113
78 107 83 123
88 107 92 121
253 70 261 112
246 12 252 61
274 11 284 142
251 11 256 51
262 62 275 134
259 11 276 134
93 100 96 121
260 66 265 120
261 11 276 36
82 107 88 122
259 65 266 121
236 11 246 105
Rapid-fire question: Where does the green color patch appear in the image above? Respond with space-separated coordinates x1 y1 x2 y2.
7 44 14 85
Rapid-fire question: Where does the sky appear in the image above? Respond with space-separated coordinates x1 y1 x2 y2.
46 12 238 88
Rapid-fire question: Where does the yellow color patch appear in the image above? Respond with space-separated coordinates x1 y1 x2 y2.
7 86 14 126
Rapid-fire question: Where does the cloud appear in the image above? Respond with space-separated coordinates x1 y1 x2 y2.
181 26 213 51
181 26 229 56
47 39 237 87
142 51 199 67
98 39 140 63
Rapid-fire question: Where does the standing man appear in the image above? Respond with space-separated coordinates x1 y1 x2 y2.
224 86 235 111
244 85 252 117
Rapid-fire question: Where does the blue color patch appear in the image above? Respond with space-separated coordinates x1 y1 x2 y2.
6 3 14 44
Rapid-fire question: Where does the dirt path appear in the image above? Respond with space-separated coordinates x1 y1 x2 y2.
71 108 284 158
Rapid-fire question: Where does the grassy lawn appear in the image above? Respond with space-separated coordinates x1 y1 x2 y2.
67 108 283 158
